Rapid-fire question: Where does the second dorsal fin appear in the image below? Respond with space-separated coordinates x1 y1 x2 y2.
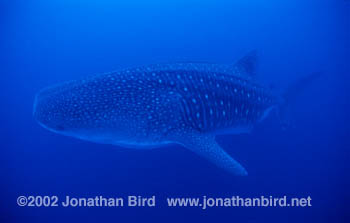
233 50 258 77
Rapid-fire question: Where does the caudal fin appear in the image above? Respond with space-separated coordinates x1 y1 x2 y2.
278 72 322 129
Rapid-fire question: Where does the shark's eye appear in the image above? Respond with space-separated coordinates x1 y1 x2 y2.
55 125 65 131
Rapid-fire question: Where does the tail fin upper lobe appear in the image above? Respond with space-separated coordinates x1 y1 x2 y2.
278 72 322 129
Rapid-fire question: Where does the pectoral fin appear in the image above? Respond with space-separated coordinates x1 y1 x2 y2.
179 133 248 176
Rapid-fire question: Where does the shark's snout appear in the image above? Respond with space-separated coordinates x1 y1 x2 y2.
33 91 64 132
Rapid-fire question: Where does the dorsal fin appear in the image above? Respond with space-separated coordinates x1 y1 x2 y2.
234 50 258 77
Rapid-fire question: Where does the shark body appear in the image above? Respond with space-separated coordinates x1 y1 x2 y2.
34 52 278 175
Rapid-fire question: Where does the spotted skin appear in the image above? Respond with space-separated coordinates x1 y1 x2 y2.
34 58 277 175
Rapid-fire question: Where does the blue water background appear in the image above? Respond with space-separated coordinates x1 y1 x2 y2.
1 0 349 222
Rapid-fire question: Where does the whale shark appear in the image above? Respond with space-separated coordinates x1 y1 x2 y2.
33 51 318 175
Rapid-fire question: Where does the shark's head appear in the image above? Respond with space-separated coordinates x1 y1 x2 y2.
33 77 133 144
33 83 82 135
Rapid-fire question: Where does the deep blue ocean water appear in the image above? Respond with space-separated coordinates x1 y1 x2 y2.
1 0 349 222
